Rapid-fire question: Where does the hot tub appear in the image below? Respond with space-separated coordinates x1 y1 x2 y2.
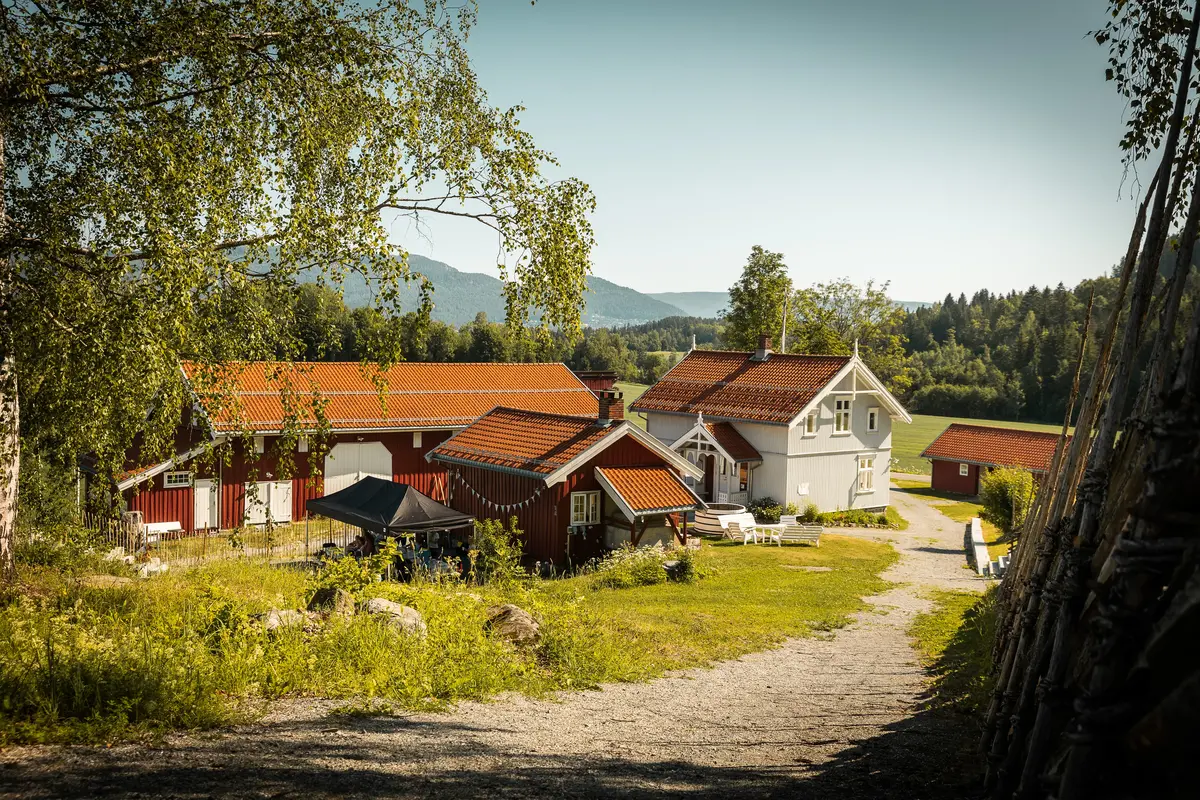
693 503 747 537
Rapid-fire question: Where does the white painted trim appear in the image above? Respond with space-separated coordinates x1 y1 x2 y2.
117 439 223 492
787 357 911 427
543 422 704 485
668 423 739 464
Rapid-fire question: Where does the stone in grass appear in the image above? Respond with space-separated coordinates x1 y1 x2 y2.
308 587 356 615
263 609 308 632
363 597 427 637
486 604 540 645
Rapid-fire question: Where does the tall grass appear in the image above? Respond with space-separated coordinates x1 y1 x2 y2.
1 535 897 744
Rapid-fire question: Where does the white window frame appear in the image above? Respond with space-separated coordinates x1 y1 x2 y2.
570 490 601 525
253 435 265 454
413 431 423 448
834 399 852 435
804 412 817 437
163 471 192 489
298 436 308 453
867 407 879 432
959 463 970 477
857 456 875 493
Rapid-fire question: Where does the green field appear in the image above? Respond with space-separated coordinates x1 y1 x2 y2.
893 414 1067 475
615 381 650 429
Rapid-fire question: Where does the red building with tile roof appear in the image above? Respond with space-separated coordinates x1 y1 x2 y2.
115 361 601 535
921 423 1066 495
428 394 703 564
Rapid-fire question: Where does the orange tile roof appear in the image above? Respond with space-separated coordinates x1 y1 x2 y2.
629 350 851 424
595 466 702 515
429 407 618 477
181 362 597 432
704 422 762 462
920 423 1066 473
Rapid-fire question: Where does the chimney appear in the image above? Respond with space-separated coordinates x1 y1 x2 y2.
752 334 772 362
597 389 624 424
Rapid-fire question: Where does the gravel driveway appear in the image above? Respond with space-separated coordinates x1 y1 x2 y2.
0 486 992 799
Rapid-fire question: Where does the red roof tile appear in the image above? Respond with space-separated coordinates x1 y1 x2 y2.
429 407 618 476
704 422 761 462
181 362 597 432
595 466 702 515
920 423 1066 473
629 350 850 424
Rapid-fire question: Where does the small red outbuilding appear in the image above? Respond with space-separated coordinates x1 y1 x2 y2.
921 423 1065 495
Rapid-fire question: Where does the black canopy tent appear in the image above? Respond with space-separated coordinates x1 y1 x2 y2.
305 476 474 535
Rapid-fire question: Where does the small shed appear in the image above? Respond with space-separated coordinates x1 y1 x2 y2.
921 423 1065 495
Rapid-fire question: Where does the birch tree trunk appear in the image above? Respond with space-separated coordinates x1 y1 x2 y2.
0 122 18 583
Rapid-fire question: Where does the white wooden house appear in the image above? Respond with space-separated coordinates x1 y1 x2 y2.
629 337 911 512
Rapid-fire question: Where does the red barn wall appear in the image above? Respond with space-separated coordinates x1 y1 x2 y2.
122 427 454 531
930 459 980 495
445 432 675 564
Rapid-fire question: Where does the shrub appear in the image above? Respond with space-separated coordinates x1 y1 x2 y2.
800 502 821 523
310 539 399 596
586 544 705 589
469 517 525 586
979 467 1036 534
747 497 799 523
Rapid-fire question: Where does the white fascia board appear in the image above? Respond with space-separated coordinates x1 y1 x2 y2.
117 438 224 492
786 358 911 426
594 469 639 522
543 422 704 486
848 360 911 422
667 424 738 464
787 360 857 427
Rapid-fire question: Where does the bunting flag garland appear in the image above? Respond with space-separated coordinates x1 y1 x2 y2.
452 470 544 513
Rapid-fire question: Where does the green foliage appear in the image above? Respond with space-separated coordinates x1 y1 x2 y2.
909 587 998 716
722 246 792 350
789 278 910 393
979 467 1037 534
310 539 399 596
747 497 799 524
469 518 525 587
588 545 670 589
3 0 596 518
816 508 898 529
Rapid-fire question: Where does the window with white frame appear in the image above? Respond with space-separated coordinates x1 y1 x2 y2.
867 407 879 432
834 398 852 433
164 471 192 488
412 431 423 448
959 463 970 477
804 412 817 436
857 456 875 493
570 491 601 525
738 462 749 492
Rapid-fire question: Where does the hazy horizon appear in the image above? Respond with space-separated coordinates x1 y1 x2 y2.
384 0 1140 303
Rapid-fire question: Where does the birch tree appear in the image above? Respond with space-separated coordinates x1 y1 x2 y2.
0 0 595 581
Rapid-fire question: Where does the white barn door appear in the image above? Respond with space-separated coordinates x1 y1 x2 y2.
245 481 293 525
324 442 392 495
194 479 218 530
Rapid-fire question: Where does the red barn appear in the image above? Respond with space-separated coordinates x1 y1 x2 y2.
115 362 599 533
428 391 703 565
921 423 1065 495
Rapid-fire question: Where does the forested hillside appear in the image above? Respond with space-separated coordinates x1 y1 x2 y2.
260 255 1196 424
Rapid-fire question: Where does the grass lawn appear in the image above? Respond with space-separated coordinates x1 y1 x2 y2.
552 535 898 671
909 587 997 716
615 381 650 429
2 535 896 743
893 413 1068 476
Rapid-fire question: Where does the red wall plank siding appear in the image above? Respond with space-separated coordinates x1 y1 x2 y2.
445 432 676 564
123 427 455 532
930 459 980 495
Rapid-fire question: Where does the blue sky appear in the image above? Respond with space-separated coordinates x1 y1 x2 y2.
387 0 1141 303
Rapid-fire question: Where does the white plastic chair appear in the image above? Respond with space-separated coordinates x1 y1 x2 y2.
780 515 798 526
727 521 758 545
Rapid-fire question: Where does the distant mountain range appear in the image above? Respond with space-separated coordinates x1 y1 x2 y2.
310 254 688 327
302 254 931 327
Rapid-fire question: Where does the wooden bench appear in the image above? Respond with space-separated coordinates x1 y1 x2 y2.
770 524 823 547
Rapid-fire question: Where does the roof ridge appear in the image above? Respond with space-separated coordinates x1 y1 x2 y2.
945 422 1063 436
484 405 604 425
683 349 852 359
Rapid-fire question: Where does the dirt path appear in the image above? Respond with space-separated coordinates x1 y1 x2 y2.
1 488 992 799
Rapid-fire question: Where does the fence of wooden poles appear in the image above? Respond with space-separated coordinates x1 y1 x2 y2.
80 510 362 570
979 24 1200 800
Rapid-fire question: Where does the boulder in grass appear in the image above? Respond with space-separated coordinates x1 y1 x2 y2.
308 587 355 615
263 609 307 632
485 604 540 645
363 597 427 637
137 558 170 578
